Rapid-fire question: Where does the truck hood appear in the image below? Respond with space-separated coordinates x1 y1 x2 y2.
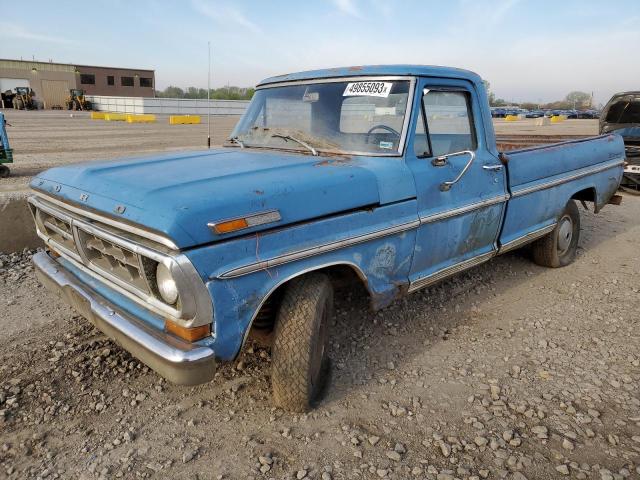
32 148 415 249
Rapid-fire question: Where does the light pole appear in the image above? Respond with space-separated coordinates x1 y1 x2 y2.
207 41 211 149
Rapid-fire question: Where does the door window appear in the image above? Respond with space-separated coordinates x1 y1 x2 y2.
417 90 476 157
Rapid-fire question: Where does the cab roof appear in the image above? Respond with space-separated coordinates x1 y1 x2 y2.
257 64 483 87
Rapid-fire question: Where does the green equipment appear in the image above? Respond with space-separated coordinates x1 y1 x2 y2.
0 112 12 177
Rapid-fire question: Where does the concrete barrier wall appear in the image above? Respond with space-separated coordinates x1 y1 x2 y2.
86 96 250 116
0 193 42 253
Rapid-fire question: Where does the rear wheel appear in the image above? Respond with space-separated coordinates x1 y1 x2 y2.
0 165 9 178
531 200 580 267
271 273 333 412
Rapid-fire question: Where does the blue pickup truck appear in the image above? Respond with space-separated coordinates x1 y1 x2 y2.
29 66 625 411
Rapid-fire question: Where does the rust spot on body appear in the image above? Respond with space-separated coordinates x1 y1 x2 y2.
314 158 354 167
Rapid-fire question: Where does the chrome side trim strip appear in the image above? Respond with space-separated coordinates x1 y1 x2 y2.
498 223 557 254
33 252 216 386
219 194 509 280
218 219 420 279
511 159 624 198
407 251 495 293
419 194 509 225
31 192 180 250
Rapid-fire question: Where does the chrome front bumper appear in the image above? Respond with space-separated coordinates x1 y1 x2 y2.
33 252 216 386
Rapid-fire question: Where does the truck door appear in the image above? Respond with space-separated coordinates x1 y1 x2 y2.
406 78 508 292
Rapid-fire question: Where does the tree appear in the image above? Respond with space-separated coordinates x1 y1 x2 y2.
483 80 496 106
155 85 254 100
565 91 591 109
520 102 539 111
156 86 185 98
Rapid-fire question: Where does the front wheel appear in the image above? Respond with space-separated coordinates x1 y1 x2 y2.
531 200 580 268
271 273 333 412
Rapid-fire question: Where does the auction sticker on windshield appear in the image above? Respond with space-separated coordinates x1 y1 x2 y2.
343 82 393 98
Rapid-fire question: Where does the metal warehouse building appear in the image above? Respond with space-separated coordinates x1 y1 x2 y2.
0 59 155 109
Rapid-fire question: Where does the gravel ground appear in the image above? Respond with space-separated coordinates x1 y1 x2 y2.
0 195 638 480
0 110 240 191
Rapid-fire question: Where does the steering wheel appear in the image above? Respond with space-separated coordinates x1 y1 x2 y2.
365 124 401 144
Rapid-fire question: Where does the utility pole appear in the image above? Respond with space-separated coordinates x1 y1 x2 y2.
207 41 211 149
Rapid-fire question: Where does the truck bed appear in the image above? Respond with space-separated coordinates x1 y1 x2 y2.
498 134 626 250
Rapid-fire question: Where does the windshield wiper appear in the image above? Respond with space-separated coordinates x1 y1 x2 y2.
227 136 245 148
271 134 318 156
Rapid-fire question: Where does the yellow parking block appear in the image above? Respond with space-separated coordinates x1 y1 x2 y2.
550 115 566 123
126 114 156 123
505 115 519 122
90 112 107 120
104 113 127 121
169 115 201 125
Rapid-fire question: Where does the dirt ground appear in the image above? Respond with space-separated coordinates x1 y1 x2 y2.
1 195 638 480
492 118 598 137
0 110 239 192
1 110 598 192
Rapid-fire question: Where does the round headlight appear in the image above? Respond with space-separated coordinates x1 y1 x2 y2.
156 263 179 305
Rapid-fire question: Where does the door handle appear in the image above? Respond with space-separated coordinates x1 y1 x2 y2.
482 164 503 172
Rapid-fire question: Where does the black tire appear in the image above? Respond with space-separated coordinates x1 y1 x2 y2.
0 165 9 178
271 273 333 412
531 200 580 268
14 99 23 110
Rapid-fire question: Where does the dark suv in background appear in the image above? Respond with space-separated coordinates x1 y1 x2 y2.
600 92 640 191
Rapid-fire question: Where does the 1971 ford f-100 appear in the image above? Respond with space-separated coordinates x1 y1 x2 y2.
29 65 625 411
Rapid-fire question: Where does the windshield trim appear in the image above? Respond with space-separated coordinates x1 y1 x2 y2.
249 75 416 157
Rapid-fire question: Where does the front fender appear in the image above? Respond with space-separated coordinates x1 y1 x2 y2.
185 201 418 360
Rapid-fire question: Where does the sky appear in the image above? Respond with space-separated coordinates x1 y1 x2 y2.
1 0 639 105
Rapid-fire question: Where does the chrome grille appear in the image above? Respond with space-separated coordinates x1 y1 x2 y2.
77 229 150 293
29 199 159 303
35 208 78 256
28 193 214 330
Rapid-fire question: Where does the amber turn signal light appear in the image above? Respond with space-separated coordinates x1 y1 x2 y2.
165 320 211 342
212 218 249 234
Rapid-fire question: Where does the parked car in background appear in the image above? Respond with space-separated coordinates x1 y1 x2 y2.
601 91 640 191
577 110 600 119
491 108 507 118
526 110 545 118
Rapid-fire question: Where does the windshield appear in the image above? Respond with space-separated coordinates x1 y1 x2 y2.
229 79 412 155
604 95 640 124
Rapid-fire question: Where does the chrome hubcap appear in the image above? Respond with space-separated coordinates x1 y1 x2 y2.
557 215 573 254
